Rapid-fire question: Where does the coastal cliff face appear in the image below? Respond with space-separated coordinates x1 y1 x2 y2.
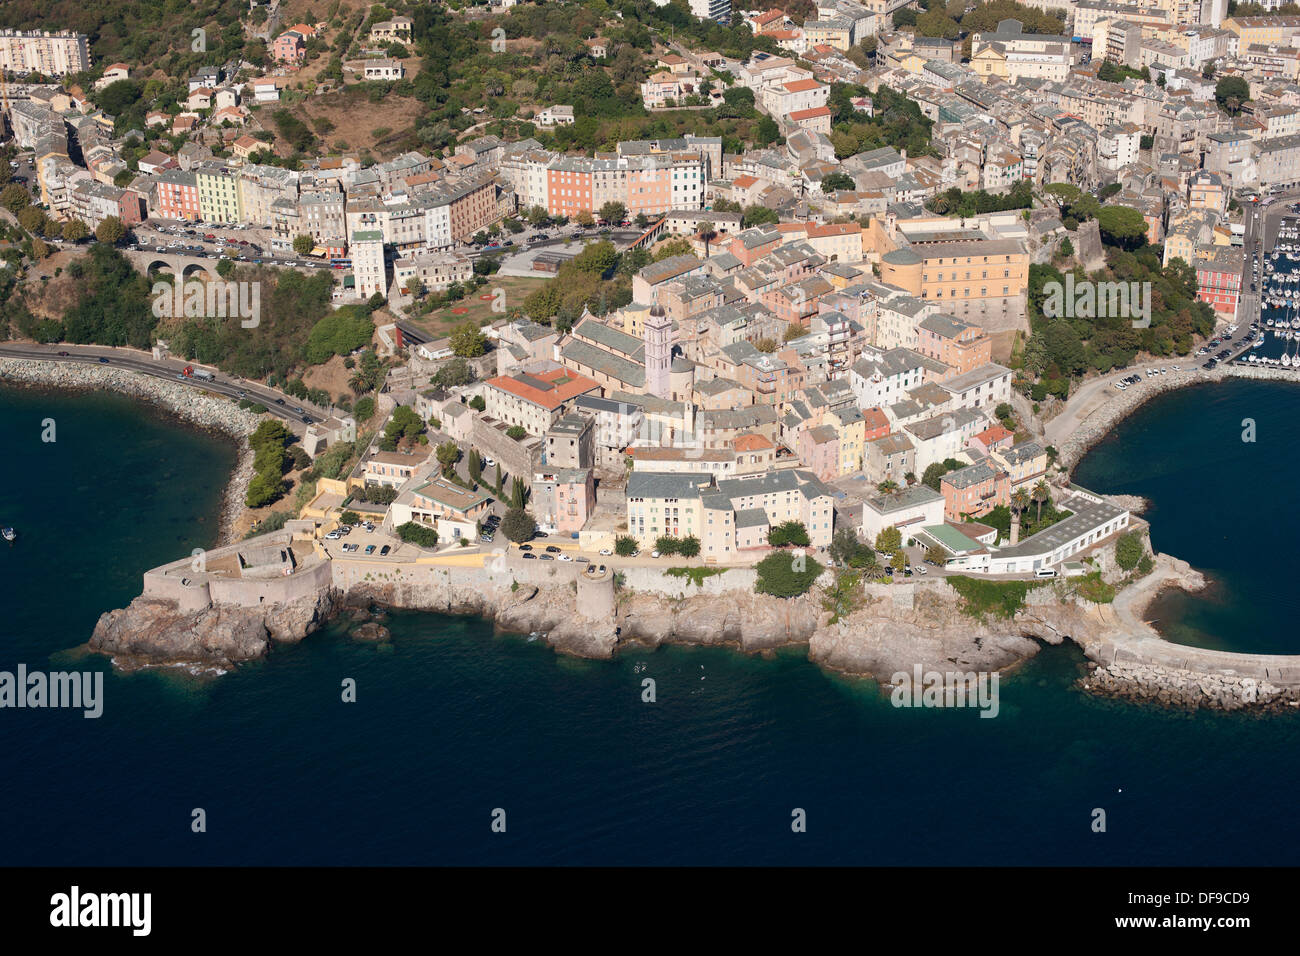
87 550 1300 712
813 597 1050 680
89 589 337 671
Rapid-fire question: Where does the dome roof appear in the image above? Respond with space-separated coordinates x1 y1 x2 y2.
882 247 922 266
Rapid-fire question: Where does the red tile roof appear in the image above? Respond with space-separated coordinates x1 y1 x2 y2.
486 368 600 410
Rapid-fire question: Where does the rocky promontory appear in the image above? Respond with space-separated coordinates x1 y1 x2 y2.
90 589 337 672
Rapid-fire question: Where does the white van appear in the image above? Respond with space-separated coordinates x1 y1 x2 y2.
1035 568 1058 578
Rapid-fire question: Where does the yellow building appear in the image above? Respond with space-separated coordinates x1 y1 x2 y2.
1224 15 1300 50
881 239 1030 330
196 163 244 224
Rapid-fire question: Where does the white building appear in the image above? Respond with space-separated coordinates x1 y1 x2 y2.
861 484 945 544
350 230 387 300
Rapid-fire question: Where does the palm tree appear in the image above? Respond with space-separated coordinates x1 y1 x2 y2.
878 479 900 494
1010 488 1031 546
696 225 716 257
1032 479 1050 522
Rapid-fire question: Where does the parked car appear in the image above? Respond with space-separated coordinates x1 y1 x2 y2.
519 544 533 551
545 545 561 553
365 545 376 555
380 545 390 556
598 548 612 556
523 552 536 559
98 357 110 363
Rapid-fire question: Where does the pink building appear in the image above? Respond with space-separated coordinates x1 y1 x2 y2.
797 424 840 482
153 169 200 221
531 468 595 535
272 31 307 65
1194 246 1243 317
940 459 1010 522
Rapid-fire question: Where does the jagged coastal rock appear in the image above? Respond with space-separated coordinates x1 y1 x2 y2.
90 589 336 671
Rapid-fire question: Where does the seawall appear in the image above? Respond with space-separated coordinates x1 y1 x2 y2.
89 532 1300 709
1058 363 1299 472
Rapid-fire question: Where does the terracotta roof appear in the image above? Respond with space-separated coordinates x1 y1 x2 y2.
783 79 822 92
732 433 774 452
789 105 832 120
975 424 1014 444
486 368 600 410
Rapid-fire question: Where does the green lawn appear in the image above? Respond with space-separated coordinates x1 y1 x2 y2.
407 274 550 336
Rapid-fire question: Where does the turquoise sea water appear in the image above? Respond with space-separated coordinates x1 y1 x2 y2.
1 382 1298 866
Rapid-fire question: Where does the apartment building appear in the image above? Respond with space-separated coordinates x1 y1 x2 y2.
625 468 834 558
350 231 386 299
970 20 1072 83
483 369 603 437
915 314 993 376
153 168 201 221
0 30 90 76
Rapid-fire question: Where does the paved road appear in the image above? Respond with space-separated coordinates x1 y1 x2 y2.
1043 361 1202 449
0 343 326 433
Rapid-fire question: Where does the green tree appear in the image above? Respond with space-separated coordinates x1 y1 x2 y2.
468 448 482 482
820 171 855 193
925 544 949 566
469 394 486 412
292 234 316 255
754 551 824 598
433 357 475 388
1031 479 1051 522
1096 206 1148 248
874 526 902 554
385 405 425 443
0 184 30 214
614 535 639 556
1115 530 1144 570
506 425 526 440
510 476 528 509
396 521 439 548
678 535 701 558
435 440 460 476
340 510 361 526
598 201 627 224
95 216 125 245
829 527 873 567
1214 75 1250 115
450 321 488 357
61 219 89 242
501 507 537 544
768 520 810 548
305 308 374 364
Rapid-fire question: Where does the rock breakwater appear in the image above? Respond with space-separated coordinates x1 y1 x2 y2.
0 358 260 544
